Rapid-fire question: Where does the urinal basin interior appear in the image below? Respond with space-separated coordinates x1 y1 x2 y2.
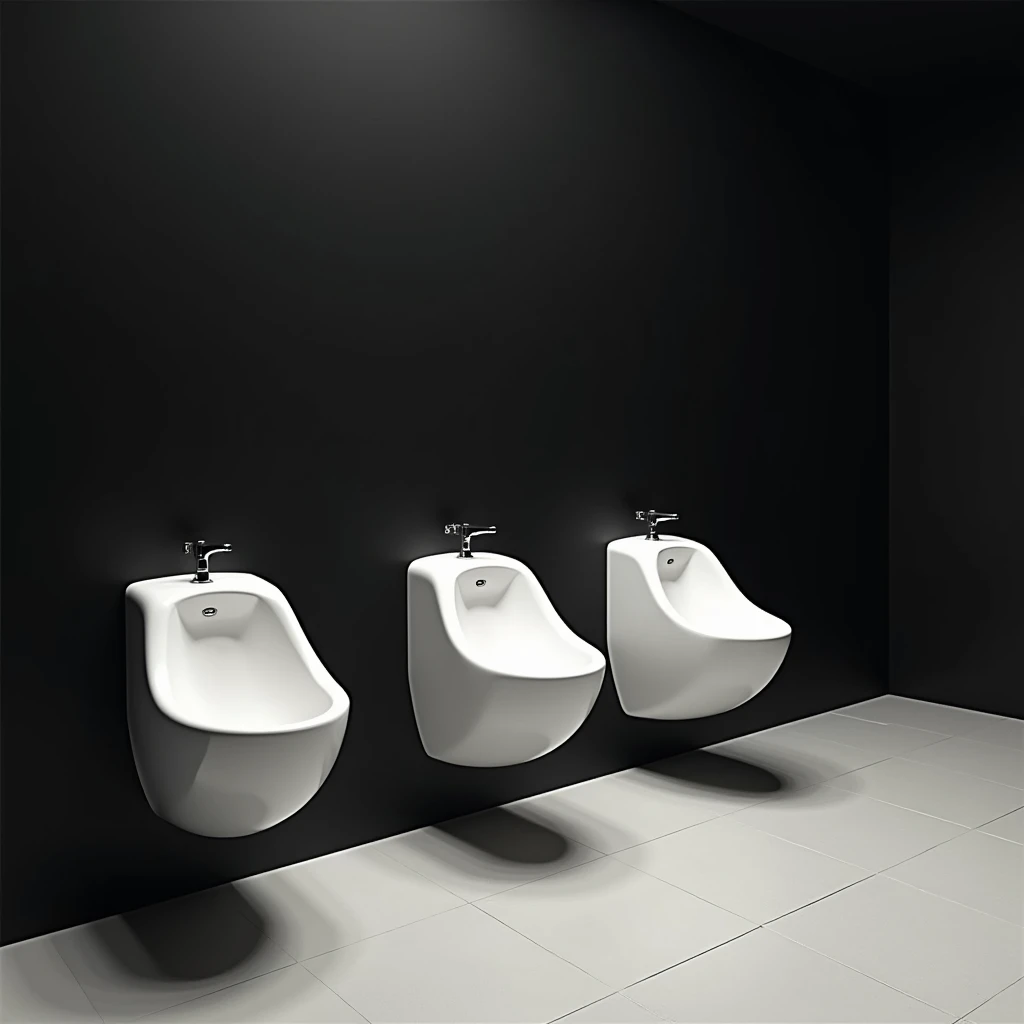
657 546 790 641
454 565 595 676
606 535 791 720
127 572 349 835
408 552 605 766
166 592 334 731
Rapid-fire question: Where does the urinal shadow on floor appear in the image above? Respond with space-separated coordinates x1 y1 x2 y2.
640 749 788 795
641 748 866 805
433 806 572 865
89 884 274 983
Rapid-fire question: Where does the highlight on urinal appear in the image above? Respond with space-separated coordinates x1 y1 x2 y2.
126 539 350 837
408 522 606 767
607 511 791 720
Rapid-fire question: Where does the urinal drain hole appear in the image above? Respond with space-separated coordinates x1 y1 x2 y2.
202 607 218 617
667 558 674 564
475 579 486 587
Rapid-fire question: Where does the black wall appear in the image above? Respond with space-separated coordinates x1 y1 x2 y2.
889 87 1024 718
1 1 888 944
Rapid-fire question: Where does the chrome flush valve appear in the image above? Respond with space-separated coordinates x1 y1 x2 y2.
445 523 497 558
183 539 233 583
636 510 679 541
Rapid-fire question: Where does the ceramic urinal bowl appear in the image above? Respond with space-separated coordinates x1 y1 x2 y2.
408 553 605 767
126 573 349 837
607 536 791 719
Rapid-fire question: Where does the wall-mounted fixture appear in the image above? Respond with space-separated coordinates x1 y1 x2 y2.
408 523 605 766
125 542 350 836
607 511 791 719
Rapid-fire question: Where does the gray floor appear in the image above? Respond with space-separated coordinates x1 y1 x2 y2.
2 696 1022 1024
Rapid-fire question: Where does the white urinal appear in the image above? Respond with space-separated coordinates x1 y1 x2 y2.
126 552 349 837
607 512 791 720
408 525 605 767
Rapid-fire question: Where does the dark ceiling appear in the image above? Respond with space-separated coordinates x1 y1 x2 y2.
664 1 1024 95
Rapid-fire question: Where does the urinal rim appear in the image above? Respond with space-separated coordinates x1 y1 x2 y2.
127 572 351 737
610 534 792 643
409 551 607 681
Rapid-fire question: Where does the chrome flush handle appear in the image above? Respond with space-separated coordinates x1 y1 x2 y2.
444 523 497 558
183 539 233 583
635 510 678 541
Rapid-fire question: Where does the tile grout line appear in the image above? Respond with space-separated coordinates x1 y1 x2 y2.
960 973 1024 1023
779 719 957 756
469 898 623 992
615 987 674 1023
376 838 612 905
975 808 1024 843
759 925 959 1018
876 874 1024 931
296 902 469 966
618 927 762 996
293 961 371 1023
818 772 1024 828
131 963 298 1022
607 833 865 928
622 809 879 869
544 992 610 1024
966 824 1024 847
758 875 875 928
753 833 1001 926
18 696 1018 1023
370 844 476 902
545 985 675 1024
594 802 771 859
47 938 105 1024
467 853 613 903
25 889 300 1023
710 732 897 768
123 726 1003 1018
897 749 1024 792
833 714 1019 749
603 741 918 857
581 856 763 932
473 888 759 997
733 784 981 873
127 902 299 1022
703 754 990 869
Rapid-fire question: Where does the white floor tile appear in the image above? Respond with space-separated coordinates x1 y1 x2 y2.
232 846 463 960
0 936 100 1023
305 905 610 1024
143 964 366 1022
778 712 949 757
966 718 1024 751
732 783 966 870
886 830 1024 925
554 993 663 1023
377 805 603 902
704 730 887 789
50 888 294 1022
769 875 1024 1018
511 766 761 855
13 706 1024 1024
836 697 1004 736
826 758 1024 826
615 817 867 923
477 858 753 990
980 807 1024 844
625 928 951 1023
903 737 1024 789
967 979 1024 1024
